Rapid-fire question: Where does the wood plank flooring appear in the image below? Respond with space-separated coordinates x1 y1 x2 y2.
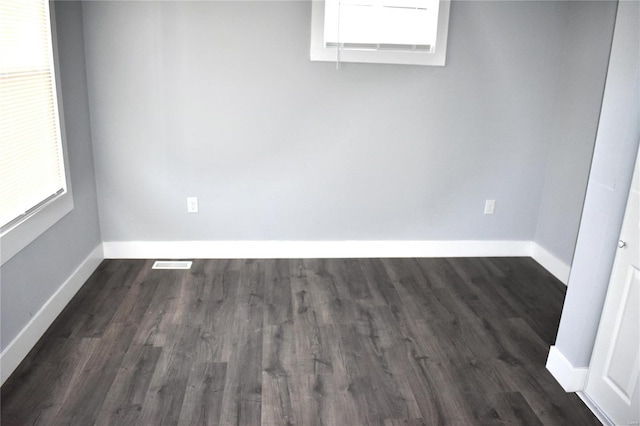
1 257 599 425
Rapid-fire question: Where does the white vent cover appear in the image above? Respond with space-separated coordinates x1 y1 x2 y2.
152 260 192 270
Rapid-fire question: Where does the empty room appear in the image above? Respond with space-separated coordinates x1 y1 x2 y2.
1 0 638 424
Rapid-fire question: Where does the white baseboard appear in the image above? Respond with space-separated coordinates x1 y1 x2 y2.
546 346 589 392
531 243 571 285
104 240 570 286
0 244 104 385
102 240 533 260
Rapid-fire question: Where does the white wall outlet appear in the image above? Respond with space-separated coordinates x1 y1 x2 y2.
484 199 495 215
187 197 198 213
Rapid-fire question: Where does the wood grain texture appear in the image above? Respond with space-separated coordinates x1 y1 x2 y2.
1 257 599 425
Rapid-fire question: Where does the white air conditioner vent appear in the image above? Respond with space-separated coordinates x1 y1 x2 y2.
152 260 193 270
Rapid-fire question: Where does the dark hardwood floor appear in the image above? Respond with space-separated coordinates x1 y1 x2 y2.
1 257 599 425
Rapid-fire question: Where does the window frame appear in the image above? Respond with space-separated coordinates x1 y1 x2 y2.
310 0 451 66
0 1 74 266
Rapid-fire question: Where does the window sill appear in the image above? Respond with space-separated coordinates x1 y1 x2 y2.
1 192 73 266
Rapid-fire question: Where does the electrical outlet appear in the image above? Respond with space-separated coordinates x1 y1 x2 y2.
187 197 198 213
484 199 495 215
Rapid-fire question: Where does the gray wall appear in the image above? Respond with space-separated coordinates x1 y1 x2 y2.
84 0 586 243
555 0 640 367
0 2 102 351
533 1 616 266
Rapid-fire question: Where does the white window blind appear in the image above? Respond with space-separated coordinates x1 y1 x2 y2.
0 0 66 232
323 0 440 52
310 0 450 66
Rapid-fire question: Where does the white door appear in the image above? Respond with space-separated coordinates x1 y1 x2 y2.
584 150 640 425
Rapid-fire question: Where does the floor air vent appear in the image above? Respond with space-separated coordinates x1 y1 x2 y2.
152 260 193 270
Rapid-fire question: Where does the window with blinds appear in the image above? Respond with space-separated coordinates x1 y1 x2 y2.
0 0 67 232
324 0 440 51
310 0 450 66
